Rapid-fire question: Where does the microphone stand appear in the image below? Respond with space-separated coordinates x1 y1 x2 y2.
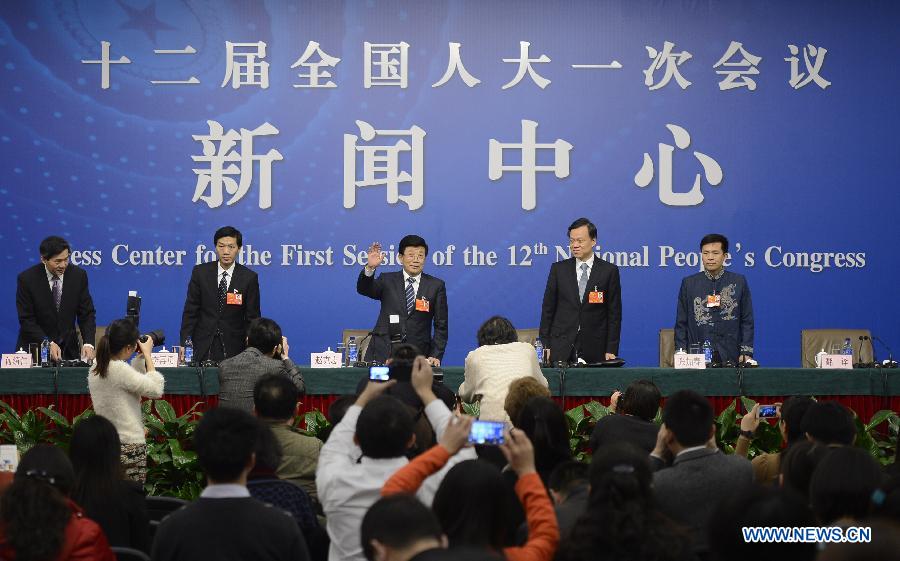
855 335 870 368
354 331 379 367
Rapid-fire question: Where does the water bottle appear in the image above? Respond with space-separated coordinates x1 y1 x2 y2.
702 339 713 365
40 337 50 367
184 337 194 365
815 348 827 368
534 339 545 366
841 338 853 356
347 336 358 366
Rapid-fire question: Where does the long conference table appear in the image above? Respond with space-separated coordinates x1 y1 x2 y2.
1 367 898 421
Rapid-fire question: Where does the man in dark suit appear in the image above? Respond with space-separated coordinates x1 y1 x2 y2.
357 235 448 366
16 236 96 361
650 390 753 554
180 226 261 363
539 217 622 365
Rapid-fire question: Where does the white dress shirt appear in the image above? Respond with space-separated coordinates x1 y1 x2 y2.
45 266 63 292
402 270 421 299
575 254 595 284
316 399 475 561
217 262 234 291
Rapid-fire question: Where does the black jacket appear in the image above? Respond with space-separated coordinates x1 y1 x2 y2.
180 261 261 361
16 263 96 359
539 257 622 363
356 269 448 362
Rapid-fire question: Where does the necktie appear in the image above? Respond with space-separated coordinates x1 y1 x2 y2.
406 277 416 315
52 275 61 311
218 271 228 312
578 262 589 302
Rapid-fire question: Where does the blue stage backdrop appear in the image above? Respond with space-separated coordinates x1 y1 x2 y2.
1 1 898 366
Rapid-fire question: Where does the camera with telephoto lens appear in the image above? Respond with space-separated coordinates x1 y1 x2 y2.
138 330 165 348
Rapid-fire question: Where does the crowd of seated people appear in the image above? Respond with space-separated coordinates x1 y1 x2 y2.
0 315 899 561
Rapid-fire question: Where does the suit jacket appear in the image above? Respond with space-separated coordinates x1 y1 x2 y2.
356 268 448 363
652 447 753 553
180 261 261 361
217 347 305 412
539 257 622 363
16 263 96 359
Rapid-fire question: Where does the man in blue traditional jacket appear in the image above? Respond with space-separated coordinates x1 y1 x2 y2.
674 234 754 365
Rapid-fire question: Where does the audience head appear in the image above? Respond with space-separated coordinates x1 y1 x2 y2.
476 316 518 347
1 445 76 561
356 395 415 459
387 343 420 383
254 374 298 422
558 444 690 561
662 390 714 448
547 460 589 505
361 495 446 561
779 396 815 446
708 484 817 561
70 415 123 505
253 422 283 473
817 519 900 561
779 440 832 500
504 377 552 424
93 317 140 378
810 446 883 524
247 318 284 356
803 401 856 446
432 460 508 550
619 379 661 421
194 407 260 484
328 395 356 426
513 397 572 479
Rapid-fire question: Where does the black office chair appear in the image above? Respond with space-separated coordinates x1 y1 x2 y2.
146 496 189 541
111 547 150 561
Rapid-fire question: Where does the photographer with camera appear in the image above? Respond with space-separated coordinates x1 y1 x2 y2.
217 317 305 413
88 318 165 483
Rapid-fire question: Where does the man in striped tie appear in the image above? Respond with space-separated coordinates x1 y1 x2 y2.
16 236 97 361
357 235 448 366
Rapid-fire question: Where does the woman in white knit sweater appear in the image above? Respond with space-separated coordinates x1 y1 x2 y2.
459 316 548 422
88 318 164 482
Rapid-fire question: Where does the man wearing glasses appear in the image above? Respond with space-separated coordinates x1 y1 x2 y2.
357 234 448 366
540 217 622 365
181 226 261 362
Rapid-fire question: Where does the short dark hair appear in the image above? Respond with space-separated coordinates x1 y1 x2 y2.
476 316 518 347
802 401 856 446
547 460 589 496
39 236 71 260
780 396 815 446
15 444 75 495
619 380 661 422
247 318 282 355
779 440 832 500
361 495 444 561
700 233 729 254
515 397 572 478
253 374 298 421
810 446 883 524
567 218 597 240
194 407 259 482
214 226 243 247
356 396 414 459
432 460 507 549
328 395 356 426
662 390 714 447
398 234 428 256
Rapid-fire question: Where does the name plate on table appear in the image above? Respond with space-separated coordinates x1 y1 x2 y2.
674 354 706 369
820 354 853 370
1 353 32 368
311 351 342 368
151 352 179 368
0 445 17 472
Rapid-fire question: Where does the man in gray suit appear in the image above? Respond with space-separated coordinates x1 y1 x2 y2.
650 390 753 555
217 318 305 413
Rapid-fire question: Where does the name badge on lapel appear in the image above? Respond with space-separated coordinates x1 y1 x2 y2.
707 294 721 308
415 297 430 312
226 290 243 306
588 288 604 304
